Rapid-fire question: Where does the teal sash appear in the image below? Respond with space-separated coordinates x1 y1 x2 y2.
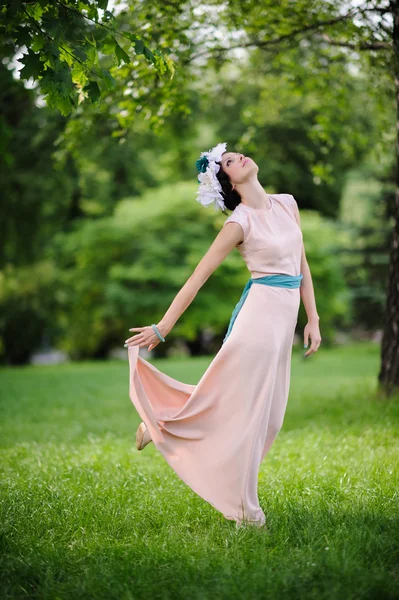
223 273 303 344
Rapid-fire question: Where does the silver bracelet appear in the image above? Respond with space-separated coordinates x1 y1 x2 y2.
151 324 165 342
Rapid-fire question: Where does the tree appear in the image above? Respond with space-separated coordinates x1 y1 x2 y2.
0 63 73 266
2 1 398 396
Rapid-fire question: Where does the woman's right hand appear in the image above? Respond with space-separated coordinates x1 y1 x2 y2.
125 322 169 352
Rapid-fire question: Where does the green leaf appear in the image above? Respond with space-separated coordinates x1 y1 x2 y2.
84 81 101 102
124 33 137 43
49 94 74 116
143 46 154 62
100 69 116 90
85 43 98 68
48 43 60 60
19 50 43 80
134 39 145 55
101 35 116 55
41 15 63 38
54 68 74 97
25 2 44 20
14 26 32 49
31 34 45 53
7 0 22 17
73 47 88 63
71 62 89 87
98 0 109 9
87 5 98 20
115 42 130 66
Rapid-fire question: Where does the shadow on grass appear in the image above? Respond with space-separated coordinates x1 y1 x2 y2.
1 505 398 600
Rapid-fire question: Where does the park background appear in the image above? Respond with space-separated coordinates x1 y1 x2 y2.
1 1 398 599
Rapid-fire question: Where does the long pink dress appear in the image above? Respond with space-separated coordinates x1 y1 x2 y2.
128 193 303 526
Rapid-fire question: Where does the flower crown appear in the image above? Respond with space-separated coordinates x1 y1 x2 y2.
195 142 227 212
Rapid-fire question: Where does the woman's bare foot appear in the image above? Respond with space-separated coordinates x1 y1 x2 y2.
136 421 153 451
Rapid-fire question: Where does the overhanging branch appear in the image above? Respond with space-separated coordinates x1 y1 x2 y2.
188 5 392 63
319 33 391 51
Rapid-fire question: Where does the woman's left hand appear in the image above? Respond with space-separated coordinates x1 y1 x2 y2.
303 320 322 357
124 325 163 352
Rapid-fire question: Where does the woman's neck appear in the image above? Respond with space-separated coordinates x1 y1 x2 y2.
235 178 272 209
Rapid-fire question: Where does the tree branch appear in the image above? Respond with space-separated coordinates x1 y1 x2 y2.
319 32 391 51
22 7 102 79
188 5 392 62
54 0 138 48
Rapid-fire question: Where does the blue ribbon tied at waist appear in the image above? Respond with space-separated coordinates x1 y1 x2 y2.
223 273 303 344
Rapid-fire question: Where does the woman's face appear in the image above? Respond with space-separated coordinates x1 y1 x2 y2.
220 152 258 185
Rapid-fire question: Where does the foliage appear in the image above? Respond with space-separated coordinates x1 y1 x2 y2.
338 166 394 331
0 260 60 365
0 0 175 115
21 182 347 361
43 181 238 359
0 0 396 363
199 41 391 210
0 62 200 269
296 209 351 340
0 64 73 268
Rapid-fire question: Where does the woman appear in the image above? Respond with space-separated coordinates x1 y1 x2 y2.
125 142 321 528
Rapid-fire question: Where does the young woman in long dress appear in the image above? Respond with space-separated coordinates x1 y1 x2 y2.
125 143 322 528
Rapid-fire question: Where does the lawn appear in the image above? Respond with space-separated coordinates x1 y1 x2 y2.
1 342 398 599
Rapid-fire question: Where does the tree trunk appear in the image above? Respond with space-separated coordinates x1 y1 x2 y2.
378 0 399 397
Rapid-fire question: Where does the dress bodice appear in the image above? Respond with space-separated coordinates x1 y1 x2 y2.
222 193 303 278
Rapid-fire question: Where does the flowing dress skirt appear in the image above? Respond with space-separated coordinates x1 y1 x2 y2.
128 284 301 525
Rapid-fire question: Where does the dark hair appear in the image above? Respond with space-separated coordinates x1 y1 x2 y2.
216 160 242 214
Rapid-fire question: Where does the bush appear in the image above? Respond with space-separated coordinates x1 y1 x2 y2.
0 261 60 365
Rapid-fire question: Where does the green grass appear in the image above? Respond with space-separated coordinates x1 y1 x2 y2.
1 342 398 600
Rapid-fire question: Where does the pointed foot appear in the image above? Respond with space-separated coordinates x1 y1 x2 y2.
136 421 153 451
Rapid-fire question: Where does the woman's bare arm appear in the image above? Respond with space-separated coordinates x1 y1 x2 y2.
292 201 319 324
157 222 243 337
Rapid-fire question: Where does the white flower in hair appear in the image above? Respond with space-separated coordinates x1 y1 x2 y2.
195 142 227 212
206 142 227 163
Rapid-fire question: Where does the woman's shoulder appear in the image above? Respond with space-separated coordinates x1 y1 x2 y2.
273 193 295 205
222 203 250 244
224 202 247 222
231 202 246 213
272 193 298 222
